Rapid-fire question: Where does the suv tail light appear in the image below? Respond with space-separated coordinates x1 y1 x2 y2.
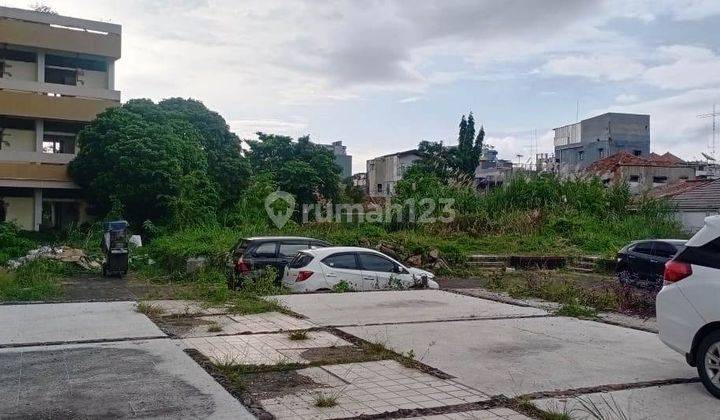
664 260 692 284
296 270 314 282
236 256 252 274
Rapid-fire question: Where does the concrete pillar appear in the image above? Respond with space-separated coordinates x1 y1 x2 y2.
107 61 115 90
33 189 42 231
36 51 45 83
34 119 43 154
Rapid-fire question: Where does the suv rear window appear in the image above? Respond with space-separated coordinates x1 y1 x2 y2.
289 252 314 268
677 237 720 269
279 243 309 257
253 242 277 257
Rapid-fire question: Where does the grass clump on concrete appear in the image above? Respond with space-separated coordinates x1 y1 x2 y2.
331 280 352 293
136 301 165 318
288 330 309 340
207 322 223 333
0 259 65 301
313 392 339 408
556 299 597 319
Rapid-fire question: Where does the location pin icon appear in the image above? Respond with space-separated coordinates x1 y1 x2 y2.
264 191 296 228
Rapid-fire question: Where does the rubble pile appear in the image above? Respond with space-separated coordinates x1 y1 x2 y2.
7 246 102 271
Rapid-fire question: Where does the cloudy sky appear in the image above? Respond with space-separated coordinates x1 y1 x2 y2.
8 0 720 172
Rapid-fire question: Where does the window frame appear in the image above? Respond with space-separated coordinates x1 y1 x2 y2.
252 241 278 258
357 252 398 273
321 252 360 270
278 241 310 258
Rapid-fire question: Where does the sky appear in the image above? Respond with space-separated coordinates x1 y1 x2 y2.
6 0 720 173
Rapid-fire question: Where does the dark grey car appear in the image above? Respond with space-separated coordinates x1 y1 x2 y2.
616 239 687 289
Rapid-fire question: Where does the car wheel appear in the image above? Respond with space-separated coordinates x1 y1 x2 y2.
697 330 720 399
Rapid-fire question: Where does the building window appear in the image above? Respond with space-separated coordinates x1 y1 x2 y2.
653 176 668 184
43 134 76 154
578 151 584 161
377 184 383 193
598 148 605 158
629 175 640 183
0 199 6 222
633 150 642 156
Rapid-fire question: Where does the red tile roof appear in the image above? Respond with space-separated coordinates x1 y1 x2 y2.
586 151 687 173
647 179 714 199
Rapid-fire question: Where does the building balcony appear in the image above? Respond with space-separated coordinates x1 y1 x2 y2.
0 79 120 102
0 161 77 189
0 151 75 165
0 90 118 122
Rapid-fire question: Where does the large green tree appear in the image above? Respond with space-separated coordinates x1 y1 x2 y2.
455 112 479 176
246 133 341 206
157 98 251 207
68 100 212 225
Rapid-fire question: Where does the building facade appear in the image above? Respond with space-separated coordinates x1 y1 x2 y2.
320 141 352 179
585 151 695 194
366 149 421 198
0 7 120 230
554 113 650 172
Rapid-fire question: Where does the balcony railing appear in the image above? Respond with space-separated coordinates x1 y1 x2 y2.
0 151 75 164
0 79 119 101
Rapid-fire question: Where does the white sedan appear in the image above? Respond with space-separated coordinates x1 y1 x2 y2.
657 215 720 399
282 246 439 293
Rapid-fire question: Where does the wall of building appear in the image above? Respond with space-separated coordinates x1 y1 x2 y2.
618 165 695 193
2 128 34 152
677 210 719 234
4 196 33 229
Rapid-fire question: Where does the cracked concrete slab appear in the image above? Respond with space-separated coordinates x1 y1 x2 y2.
0 302 164 346
0 339 253 419
342 317 696 396
272 290 547 326
533 382 717 420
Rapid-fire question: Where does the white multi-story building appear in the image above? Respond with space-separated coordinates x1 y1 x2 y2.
0 6 121 230
366 149 421 197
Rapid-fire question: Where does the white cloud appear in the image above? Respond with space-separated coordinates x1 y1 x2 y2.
399 96 422 103
643 45 720 90
616 93 640 103
541 56 646 81
229 118 308 140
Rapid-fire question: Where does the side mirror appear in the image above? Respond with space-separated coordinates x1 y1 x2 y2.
395 265 408 274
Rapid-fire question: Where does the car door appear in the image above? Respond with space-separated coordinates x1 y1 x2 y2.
250 241 278 271
320 252 364 291
628 241 655 280
650 241 680 281
357 252 400 290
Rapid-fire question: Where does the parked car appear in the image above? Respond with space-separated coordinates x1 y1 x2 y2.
229 237 331 284
657 215 720 398
615 239 687 289
282 246 440 293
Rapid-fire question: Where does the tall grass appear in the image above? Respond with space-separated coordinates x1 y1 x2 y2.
0 259 65 301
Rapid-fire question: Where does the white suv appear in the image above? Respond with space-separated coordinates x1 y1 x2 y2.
657 215 720 398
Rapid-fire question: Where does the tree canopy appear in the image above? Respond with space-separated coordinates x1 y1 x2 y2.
68 99 212 225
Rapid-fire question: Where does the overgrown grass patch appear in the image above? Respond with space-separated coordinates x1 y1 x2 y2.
0 259 66 301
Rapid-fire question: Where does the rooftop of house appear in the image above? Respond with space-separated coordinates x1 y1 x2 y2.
586 151 688 173
649 179 720 211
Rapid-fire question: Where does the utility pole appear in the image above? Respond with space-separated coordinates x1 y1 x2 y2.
699 103 719 159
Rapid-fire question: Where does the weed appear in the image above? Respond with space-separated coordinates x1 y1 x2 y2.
228 295 283 315
207 322 222 333
288 330 309 340
331 280 352 293
557 299 597 318
136 301 165 317
313 392 339 408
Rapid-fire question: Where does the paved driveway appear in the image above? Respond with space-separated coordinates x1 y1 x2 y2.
277 290 718 417
0 302 253 419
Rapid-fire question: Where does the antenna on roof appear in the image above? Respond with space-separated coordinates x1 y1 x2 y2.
698 103 719 160
702 152 716 162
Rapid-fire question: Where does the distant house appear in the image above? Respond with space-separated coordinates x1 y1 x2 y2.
650 179 720 233
351 172 367 191
554 113 650 172
366 149 421 197
474 148 514 191
585 151 695 194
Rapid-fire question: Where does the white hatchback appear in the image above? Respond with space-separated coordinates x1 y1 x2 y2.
282 246 440 293
657 215 720 398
